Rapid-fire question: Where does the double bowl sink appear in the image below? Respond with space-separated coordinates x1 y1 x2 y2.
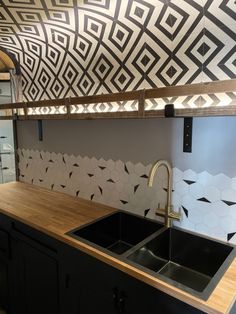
67 211 235 300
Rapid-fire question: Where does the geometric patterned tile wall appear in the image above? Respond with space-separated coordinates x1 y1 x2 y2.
18 148 236 245
0 0 235 105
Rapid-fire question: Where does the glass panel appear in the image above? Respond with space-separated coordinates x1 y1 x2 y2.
0 81 11 105
0 80 16 184
145 92 236 110
71 100 138 114
27 106 67 115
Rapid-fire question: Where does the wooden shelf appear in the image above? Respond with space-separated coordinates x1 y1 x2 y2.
0 73 10 81
1 79 236 120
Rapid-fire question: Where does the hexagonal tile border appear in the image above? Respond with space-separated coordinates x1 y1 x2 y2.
18 148 236 245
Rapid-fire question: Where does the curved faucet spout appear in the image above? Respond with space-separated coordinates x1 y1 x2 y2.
148 159 181 228
148 159 172 188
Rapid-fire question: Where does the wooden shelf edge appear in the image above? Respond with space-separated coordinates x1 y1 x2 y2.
2 105 236 120
0 73 10 81
0 78 235 119
1 79 236 110
0 105 236 121
0 116 14 120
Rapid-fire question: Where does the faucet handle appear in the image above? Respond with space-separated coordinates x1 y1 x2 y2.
168 205 182 221
178 206 183 221
176 206 182 220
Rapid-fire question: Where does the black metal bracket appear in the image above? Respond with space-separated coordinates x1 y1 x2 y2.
38 120 43 141
164 104 175 117
183 117 193 153
13 113 18 120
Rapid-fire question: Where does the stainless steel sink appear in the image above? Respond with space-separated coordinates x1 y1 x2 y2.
67 211 163 255
127 228 235 299
67 210 235 299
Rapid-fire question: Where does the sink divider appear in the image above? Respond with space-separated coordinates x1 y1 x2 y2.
121 226 167 259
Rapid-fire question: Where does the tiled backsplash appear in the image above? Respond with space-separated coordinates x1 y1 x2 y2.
18 148 236 245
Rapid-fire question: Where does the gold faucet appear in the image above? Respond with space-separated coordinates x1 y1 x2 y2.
148 160 181 228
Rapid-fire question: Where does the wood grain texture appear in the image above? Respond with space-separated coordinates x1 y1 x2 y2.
0 73 10 81
0 182 235 314
0 79 236 119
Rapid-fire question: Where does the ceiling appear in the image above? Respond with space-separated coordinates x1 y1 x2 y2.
0 0 235 102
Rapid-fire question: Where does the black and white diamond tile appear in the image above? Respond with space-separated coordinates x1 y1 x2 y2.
0 0 235 102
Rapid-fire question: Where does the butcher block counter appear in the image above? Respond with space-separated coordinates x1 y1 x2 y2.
0 181 235 314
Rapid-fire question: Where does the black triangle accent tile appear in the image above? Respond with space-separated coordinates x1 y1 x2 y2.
69 171 73 178
144 208 150 217
98 186 103 195
227 232 236 241
107 178 115 183
51 184 54 190
222 200 236 206
120 200 128 205
87 173 94 177
140 174 148 179
60 185 66 188
124 164 129 174
39 179 43 182
183 180 196 185
197 197 211 203
45 167 49 173
76 190 80 196
99 166 106 170
90 194 94 201
134 184 139 193
163 188 175 192
182 206 188 218
73 163 79 167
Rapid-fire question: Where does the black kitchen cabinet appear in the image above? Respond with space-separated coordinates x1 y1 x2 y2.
0 215 14 313
16 241 59 314
118 270 205 314
10 220 60 314
0 213 207 314
60 246 118 314
61 246 205 314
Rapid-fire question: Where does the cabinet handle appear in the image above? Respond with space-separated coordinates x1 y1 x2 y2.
112 287 119 310
118 291 126 314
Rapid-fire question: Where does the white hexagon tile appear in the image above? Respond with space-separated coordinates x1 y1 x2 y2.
18 148 236 245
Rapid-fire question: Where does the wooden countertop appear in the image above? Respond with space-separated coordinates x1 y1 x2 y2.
0 182 235 314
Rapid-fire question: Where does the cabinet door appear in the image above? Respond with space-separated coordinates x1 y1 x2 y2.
119 272 206 314
0 259 8 310
18 241 59 314
77 255 118 314
61 247 118 314
0 230 10 311
59 247 80 314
